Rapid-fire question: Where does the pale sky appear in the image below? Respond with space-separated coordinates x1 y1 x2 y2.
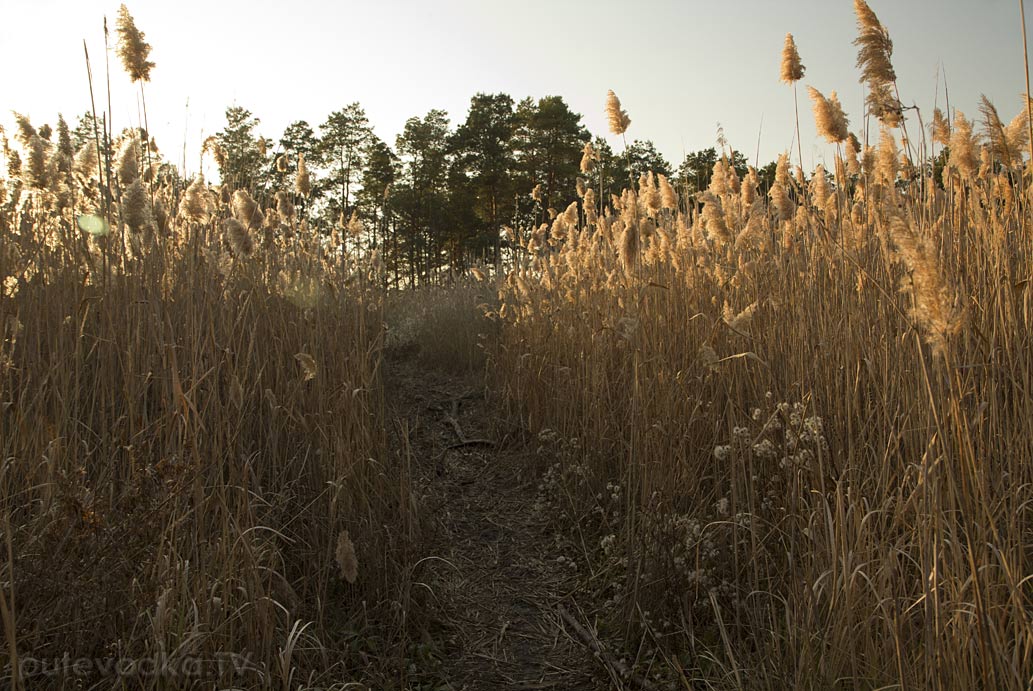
1 0 1029 176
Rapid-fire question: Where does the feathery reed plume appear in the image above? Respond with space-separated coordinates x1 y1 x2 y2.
122 178 152 234
276 154 288 173
73 142 99 180
846 133 862 176
931 107 951 146
699 192 731 245
275 191 296 224
876 127 900 186
12 113 36 146
202 136 226 170
295 353 318 382
947 111 978 181
347 211 364 238
580 141 597 174
606 90 631 136
979 95 1023 168
22 135 47 189
886 214 966 358
115 4 154 82
223 217 253 258
769 153 795 221
117 135 139 186
295 152 311 198
780 33 806 83
1006 109 1029 162
179 175 210 224
658 174 678 211
231 189 263 230
810 164 831 208
853 0 901 127
808 87 850 143
335 531 359 584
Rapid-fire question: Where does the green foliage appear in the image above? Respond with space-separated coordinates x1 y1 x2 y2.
214 106 266 190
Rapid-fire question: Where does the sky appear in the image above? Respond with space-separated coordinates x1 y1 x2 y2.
1 0 1030 178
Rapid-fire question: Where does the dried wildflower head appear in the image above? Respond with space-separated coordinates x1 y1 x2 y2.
606 90 631 136
115 4 155 83
780 33 805 83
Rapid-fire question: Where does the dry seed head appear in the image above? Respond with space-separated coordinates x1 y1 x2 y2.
275 191 296 223
73 141 98 180
335 531 359 584
606 90 631 136
780 34 805 83
876 127 899 186
22 135 47 189
122 178 152 234
808 87 850 143
580 141 597 174
231 189 263 230
295 152 311 198
658 174 678 211
295 353 317 381
179 175 211 224
117 136 139 186
854 0 896 84
115 4 155 82
223 217 253 258
948 111 978 180
931 107 950 146
886 214 966 358
12 113 36 146
619 220 639 273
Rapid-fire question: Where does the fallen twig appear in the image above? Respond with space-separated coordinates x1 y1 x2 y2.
557 605 668 691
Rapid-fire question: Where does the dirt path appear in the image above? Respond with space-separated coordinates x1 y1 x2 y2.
385 359 603 690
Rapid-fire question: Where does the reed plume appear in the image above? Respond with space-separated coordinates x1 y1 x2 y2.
580 141 597 174
335 531 358 584
948 112 978 180
231 189 263 230
115 4 154 82
22 135 47 189
931 107 950 146
117 135 139 186
853 0 901 126
223 217 253 258
886 214 966 358
122 177 152 234
606 90 631 136
296 152 311 198
780 33 805 83
179 175 210 224
808 87 850 143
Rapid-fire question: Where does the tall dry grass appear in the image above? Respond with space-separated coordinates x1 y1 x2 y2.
489 60 1033 691
0 35 417 688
